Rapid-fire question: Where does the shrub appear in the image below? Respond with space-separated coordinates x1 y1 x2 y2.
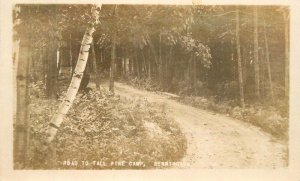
26 83 187 169
177 95 288 140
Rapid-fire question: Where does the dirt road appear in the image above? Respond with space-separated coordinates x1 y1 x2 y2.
103 82 288 169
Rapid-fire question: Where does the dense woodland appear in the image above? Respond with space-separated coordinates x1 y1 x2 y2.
13 4 289 169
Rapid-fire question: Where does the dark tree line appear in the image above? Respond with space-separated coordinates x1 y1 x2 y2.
14 5 289 101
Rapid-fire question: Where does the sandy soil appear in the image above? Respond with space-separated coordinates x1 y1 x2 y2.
101 82 288 169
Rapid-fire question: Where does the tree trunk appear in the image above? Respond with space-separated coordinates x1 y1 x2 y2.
122 58 126 77
148 58 151 79
14 36 30 169
230 39 236 81
100 49 104 74
158 63 163 88
57 48 62 78
43 26 96 148
193 55 197 95
141 50 147 76
28 50 33 81
253 7 260 98
109 33 116 93
169 45 173 84
79 56 91 91
283 11 289 98
100 49 103 64
116 52 122 78
46 41 58 99
30 51 37 82
129 57 132 74
242 46 247 84
132 55 137 76
260 45 266 99
135 49 141 78
158 34 164 87
39 47 46 84
109 5 118 92
188 55 193 84
69 33 73 78
236 7 245 109
148 48 151 79
91 41 100 89
146 35 159 81
13 38 20 76
146 35 158 67
71 42 79 76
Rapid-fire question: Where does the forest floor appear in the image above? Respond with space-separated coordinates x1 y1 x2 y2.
100 81 288 169
26 81 187 169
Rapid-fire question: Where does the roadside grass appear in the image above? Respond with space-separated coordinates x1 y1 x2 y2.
121 76 288 140
26 81 187 169
176 96 288 140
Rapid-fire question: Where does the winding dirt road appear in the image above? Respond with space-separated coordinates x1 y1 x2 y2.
104 82 288 169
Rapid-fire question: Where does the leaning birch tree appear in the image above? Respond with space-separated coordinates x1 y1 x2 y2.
42 5 102 150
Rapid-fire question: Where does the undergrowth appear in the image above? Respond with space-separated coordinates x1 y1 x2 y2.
26 81 187 169
122 76 288 140
177 96 288 140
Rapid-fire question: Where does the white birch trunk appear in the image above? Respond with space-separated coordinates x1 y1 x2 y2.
57 50 62 75
57 50 60 68
43 27 95 148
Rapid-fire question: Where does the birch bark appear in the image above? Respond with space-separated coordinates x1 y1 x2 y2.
41 4 102 148
43 27 95 147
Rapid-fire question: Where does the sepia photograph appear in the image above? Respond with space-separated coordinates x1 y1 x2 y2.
12 4 289 170
1 0 300 180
